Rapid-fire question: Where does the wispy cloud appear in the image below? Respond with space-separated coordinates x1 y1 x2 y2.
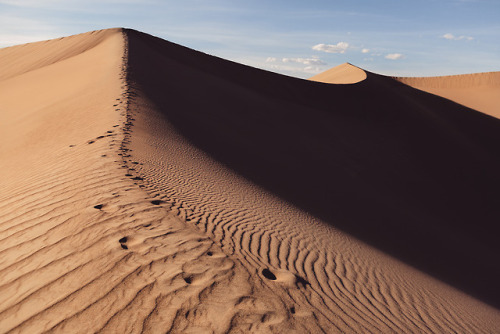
283 57 326 65
266 57 326 66
267 63 324 76
303 66 324 74
265 56 327 77
442 33 474 41
361 48 370 53
312 42 349 54
385 53 404 60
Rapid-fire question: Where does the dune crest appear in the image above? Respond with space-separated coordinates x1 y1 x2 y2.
0 29 121 82
313 65 500 119
1 29 499 333
309 62 367 84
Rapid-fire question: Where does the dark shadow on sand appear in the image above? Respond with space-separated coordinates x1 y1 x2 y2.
125 29 500 308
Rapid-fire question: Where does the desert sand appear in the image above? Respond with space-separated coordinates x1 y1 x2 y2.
1 28 499 333
309 63 367 84
394 72 500 119
311 63 500 119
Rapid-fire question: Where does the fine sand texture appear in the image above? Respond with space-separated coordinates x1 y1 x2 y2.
1 29 500 333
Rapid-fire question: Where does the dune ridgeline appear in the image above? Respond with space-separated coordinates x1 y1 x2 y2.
1 28 499 333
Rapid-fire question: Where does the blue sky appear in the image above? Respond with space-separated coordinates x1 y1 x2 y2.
1 0 499 78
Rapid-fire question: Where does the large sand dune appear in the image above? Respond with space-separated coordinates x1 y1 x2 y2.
394 72 500 119
1 28 499 333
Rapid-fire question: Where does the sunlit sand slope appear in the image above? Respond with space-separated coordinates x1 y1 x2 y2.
0 29 499 333
394 72 500 119
0 29 242 333
309 63 367 84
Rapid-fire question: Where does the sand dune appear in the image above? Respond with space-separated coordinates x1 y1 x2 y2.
312 64 500 118
394 72 500 119
1 29 499 333
309 63 367 84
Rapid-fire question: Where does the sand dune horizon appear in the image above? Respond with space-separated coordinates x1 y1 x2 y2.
311 62 500 119
1 28 499 333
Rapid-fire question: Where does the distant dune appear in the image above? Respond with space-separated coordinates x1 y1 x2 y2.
311 63 500 119
308 63 367 84
1 29 499 333
394 72 500 119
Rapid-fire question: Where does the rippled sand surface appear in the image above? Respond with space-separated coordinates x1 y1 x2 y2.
1 28 499 333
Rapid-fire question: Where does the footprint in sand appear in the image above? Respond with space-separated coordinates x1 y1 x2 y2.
262 269 277 280
119 237 128 250
261 268 310 288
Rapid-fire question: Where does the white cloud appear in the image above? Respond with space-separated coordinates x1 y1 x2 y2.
264 56 326 77
303 66 323 74
266 57 326 66
312 42 349 54
267 64 323 76
282 57 326 65
442 33 474 41
385 53 404 60
361 48 370 53
442 33 455 40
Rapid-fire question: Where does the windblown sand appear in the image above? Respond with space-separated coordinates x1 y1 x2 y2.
1 29 499 333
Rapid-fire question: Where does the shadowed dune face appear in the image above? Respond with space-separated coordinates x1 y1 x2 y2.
125 29 500 307
1 28 500 333
313 66 500 120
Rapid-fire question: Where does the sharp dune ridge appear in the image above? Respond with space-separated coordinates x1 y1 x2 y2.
0 28 499 333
